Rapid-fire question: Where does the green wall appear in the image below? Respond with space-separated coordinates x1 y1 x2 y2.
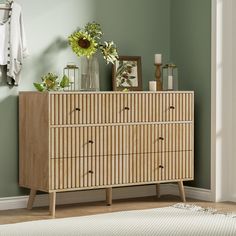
0 0 211 198
170 0 212 189
0 0 171 198
94 0 171 90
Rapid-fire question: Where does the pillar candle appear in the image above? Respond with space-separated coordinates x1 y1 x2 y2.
149 81 156 91
155 54 162 64
70 75 74 83
168 75 173 90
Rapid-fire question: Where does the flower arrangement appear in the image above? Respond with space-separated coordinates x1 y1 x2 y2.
68 22 118 64
33 73 70 92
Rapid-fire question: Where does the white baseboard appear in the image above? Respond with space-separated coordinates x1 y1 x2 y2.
161 184 213 201
0 184 212 211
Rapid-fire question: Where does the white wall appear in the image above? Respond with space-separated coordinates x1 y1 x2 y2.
212 0 236 202
231 0 236 202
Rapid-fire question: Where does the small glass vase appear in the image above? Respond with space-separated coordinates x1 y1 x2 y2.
80 55 100 91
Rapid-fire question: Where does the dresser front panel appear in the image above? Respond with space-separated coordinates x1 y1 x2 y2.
49 92 193 125
49 123 192 159
50 156 110 190
126 123 193 154
116 152 193 185
50 151 193 190
20 91 194 194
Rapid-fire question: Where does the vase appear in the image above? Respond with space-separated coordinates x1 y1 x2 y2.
80 55 100 91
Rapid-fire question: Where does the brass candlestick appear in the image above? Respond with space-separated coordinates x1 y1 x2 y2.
155 63 163 91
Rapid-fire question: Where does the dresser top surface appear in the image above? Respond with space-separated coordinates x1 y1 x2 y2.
19 91 194 95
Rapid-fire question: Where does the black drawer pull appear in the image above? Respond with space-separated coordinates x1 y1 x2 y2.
124 107 130 110
75 108 81 111
169 106 175 110
159 165 164 169
88 140 94 144
88 170 94 174
159 137 164 141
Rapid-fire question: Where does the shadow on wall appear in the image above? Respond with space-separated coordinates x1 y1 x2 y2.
0 37 68 196
0 94 27 196
0 66 8 87
0 37 68 87
26 37 69 83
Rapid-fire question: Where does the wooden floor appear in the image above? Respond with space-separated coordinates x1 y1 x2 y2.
0 195 236 225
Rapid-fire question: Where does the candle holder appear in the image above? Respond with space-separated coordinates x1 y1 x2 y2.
63 63 79 91
155 63 163 91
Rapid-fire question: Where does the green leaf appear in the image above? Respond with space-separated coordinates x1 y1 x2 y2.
60 75 70 88
33 83 44 92
128 76 136 80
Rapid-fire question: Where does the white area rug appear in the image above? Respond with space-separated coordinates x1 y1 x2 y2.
0 204 236 236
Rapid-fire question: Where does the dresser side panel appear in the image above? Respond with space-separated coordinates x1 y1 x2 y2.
19 92 49 192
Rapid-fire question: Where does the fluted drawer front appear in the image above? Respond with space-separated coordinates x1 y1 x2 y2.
113 151 194 185
49 92 193 125
50 150 193 190
126 123 193 154
50 156 111 190
157 151 193 181
50 154 153 190
49 126 127 158
111 154 157 185
49 123 192 158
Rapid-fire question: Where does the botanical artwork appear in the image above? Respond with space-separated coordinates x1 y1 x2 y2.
113 56 142 91
115 60 138 87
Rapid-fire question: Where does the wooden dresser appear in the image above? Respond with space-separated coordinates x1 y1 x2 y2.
19 91 194 217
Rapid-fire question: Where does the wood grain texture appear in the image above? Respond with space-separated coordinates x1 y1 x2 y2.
19 92 49 191
49 92 193 125
106 187 112 206
2 196 236 224
178 181 186 202
27 189 37 210
19 91 194 215
49 192 56 217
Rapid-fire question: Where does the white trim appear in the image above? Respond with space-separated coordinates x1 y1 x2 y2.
211 0 217 202
161 184 212 202
0 185 212 211
211 0 236 203
0 196 28 211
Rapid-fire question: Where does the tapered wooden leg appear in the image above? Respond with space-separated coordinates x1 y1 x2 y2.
27 189 37 210
156 183 161 199
178 181 186 202
49 192 56 217
106 188 112 206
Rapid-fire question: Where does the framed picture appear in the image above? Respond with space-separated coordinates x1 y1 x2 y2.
112 56 142 91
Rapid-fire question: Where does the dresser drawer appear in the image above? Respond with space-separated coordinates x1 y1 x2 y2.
111 151 194 185
50 151 193 190
50 126 126 158
126 123 193 154
50 123 192 159
112 154 159 185
49 92 193 125
50 156 111 190
157 151 193 181
49 123 193 158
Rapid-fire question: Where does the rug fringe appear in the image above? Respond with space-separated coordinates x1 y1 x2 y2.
173 203 236 218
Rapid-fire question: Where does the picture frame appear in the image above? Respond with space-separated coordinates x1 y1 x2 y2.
112 56 142 91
